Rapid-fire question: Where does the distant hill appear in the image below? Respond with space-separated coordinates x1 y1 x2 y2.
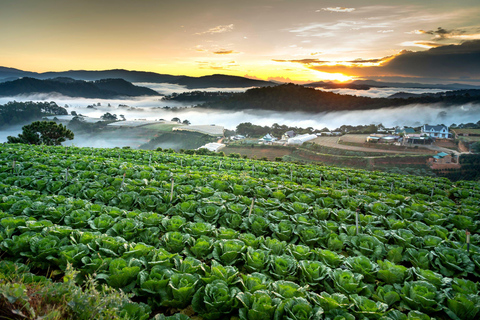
0 77 160 98
199 83 480 113
173 74 275 89
0 67 276 89
0 67 39 82
387 89 480 99
305 79 480 91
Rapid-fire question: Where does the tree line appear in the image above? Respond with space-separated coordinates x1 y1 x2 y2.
234 122 385 138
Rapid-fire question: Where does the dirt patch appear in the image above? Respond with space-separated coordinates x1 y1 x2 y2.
312 135 427 154
435 139 458 150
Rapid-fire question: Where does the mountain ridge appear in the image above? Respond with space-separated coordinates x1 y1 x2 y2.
0 77 160 98
0 67 276 89
4 66 479 90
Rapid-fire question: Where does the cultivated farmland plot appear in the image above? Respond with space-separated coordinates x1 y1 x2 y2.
0 144 479 319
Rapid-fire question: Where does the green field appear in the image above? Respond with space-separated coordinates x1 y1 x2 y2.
141 123 183 132
1 144 479 319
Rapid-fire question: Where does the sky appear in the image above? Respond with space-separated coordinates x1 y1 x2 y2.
1 0 480 84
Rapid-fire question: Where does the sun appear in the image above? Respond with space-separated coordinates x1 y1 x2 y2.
313 70 353 82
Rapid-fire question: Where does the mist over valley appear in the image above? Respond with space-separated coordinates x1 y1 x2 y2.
1 83 479 148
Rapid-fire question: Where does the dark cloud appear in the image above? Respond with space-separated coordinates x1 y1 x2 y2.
415 26 480 41
419 27 453 38
407 41 446 48
272 57 389 65
346 58 388 64
308 40 480 81
212 49 238 55
272 58 327 64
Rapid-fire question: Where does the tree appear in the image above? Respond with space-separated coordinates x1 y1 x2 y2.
7 121 74 145
471 142 480 153
182 119 191 125
101 112 117 121
171 117 181 123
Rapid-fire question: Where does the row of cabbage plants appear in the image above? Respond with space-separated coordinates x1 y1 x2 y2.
1 143 480 320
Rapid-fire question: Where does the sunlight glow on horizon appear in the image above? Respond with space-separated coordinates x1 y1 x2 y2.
311 71 353 82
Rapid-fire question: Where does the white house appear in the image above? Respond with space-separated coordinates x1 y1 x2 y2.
421 125 449 138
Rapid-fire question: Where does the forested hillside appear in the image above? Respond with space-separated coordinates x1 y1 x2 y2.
197 84 480 112
0 77 159 98
0 101 67 127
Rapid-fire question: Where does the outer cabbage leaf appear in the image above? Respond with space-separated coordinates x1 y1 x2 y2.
445 293 480 320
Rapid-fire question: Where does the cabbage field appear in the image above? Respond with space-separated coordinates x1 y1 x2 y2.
1 143 479 320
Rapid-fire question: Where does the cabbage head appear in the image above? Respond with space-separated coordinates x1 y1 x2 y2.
192 279 240 320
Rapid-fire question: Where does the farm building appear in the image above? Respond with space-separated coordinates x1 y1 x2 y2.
197 143 225 152
287 134 317 145
404 134 433 145
366 135 399 143
282 130 296 140
259 134 277 143
231 135 246 141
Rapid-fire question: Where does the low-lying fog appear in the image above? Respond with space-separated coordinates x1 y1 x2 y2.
318 87 446 98
1 85 479 146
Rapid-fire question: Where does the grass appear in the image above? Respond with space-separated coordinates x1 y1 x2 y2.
0 261 150 320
